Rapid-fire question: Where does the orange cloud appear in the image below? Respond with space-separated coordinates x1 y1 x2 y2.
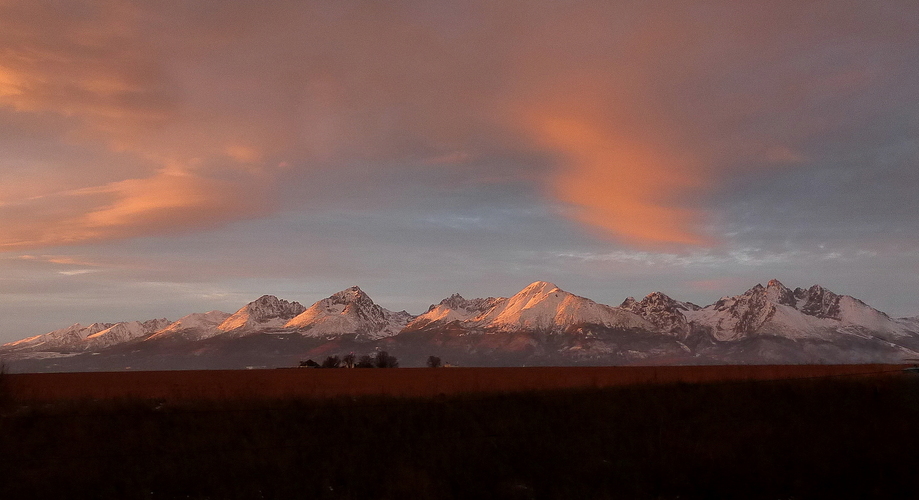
0 170 273 250
0 1 286 250
531 115 712 248
0 65 25 97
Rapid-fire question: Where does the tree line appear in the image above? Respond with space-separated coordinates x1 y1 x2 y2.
299 352 444 368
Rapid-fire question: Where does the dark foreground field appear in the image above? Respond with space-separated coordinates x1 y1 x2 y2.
2 364 909 401
1 367 918 499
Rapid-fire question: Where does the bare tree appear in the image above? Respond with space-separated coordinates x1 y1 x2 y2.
321 355 342 368
427 355 442 368
342 352 356 368
374 351 399 368
355 355 375 368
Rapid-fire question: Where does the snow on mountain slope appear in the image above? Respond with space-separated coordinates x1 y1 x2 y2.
406 293 502 330
832 295 907 334
84 319 171 350
146 311 232 341
2 322 114 352
685 280 838 341
2 319 170 352
898 316 919 332
790 284 898 331
285 286 415 339
684 279 915 342
788 282 905 333
468 281 653 333
217 295 306 335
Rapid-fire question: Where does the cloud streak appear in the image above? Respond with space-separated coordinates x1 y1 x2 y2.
532 115 710 246
0 168 276 249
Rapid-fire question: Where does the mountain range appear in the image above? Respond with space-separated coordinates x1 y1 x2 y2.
2 279 918 372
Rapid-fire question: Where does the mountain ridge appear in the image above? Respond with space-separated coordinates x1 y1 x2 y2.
3 279 918 370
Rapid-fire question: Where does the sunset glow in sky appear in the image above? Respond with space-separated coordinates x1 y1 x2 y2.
1 1 918 341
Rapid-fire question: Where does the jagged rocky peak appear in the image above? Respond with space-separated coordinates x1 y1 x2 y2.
244 294 307 321
141 318 172 332
620 291 691 335
644 291 686 309
433 293 468 311
764 279 796 307
697 280 901 341
741 280 876 322
217 294 307 334
715 279 794 309
792 284 843 319
707 283 783 338
430 293 500 313
407 292 502 331
327 286 374 307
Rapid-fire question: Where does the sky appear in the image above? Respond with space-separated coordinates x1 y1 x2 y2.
1 1 918 342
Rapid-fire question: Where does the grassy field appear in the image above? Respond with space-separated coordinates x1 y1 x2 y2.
1 367 918 498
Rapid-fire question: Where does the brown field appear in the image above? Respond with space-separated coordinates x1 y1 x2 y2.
4 364 911 402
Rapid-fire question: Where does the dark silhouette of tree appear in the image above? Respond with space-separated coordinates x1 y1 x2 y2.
355 355 375 368
427 356 442 368
299 359 320 368
321 355 341 368
342 352 356 368
374 351 399 368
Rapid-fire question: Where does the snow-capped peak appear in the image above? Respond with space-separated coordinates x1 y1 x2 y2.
685 280 910 341
791 284 842 319
329 286 370 303
519 280 561 295
217 295 306 334
688 280 824 340
1 322 114 351
434 293 475 311
146 310 232 341
285 286 415 339
764 279 797 307
83 319 171 349
620 291 695 335
405 293 502 330
470 282 651 332
4 279 916 367
2 319 170 352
